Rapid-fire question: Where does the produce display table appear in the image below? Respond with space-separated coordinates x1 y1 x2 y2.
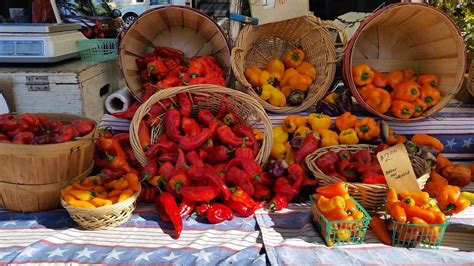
1 99 473 265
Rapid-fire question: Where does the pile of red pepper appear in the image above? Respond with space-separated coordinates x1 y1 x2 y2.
315 144 390 184
0 113 95 144
113 46 226 120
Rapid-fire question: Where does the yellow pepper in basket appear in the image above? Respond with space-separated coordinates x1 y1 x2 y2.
284 142 296 164
294 126 311 139
272 126 289 143
90 198 113 207
60 185 73 197
282 115 308 133
296 62 317 81
70 190 94 201
267 59 285 81
281 68 298 87
339 128 359 145
308 113 331 132
324 92 338 105
68 199 96 209
261 84 286 107
288 73 312 92
244 66 263 87
271 142 287 160
320 129 339 147
119 189 134 202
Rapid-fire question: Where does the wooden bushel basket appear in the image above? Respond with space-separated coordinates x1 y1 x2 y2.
343 3 467 121
0 113 96 212
119 6 231 100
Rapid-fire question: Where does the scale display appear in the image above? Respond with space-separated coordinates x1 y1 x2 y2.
0 41 44 56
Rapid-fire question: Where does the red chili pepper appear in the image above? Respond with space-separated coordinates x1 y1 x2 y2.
226 166 254 196
71 119 95 137
233 124 259 157
106 154 139 176
206 145 234 164
141 159 159 181
165 109 183 142
112 133 130 144
147 58 168 77
254 184 271 201
138 120 152 151
159 161 175 181
201 139 214 153
252 172 273 187
17 113 40 132
158 151 178 163
337 160 358 182
146 114 161 127
225 157 262 180
155 194 171 221
155 46 185 59
189 164 231 200
361 171 387 184
177 93 192 117
288 164 306 192
354 150 372 164
295 132 320 164
269 193 290 212
217 125 248 148
181 117 200 137
2 117 17 132
156 77 183 89
164 58 180 73
166 170 189 194
235 142 254 159
149 99 173 116
207 203 233 224
145 140 178 159
179 199 196 217
302 176 319 186
138 186 158 204
274 177 298 196
223 198 256 217
187 58 205 77
179 120 218 151
0 132 9 141
12 131 34 144
100 168 125 180
181 184 220 201
198 149 208 160
188 77 208 85
197 109 215 126
40 120 63 135
222 113 236 126
111 102 140 120
53 125 78 143
98 136 126 159
229 186 257 209
157 192 182 239
186 150 204 167
195 202 210 216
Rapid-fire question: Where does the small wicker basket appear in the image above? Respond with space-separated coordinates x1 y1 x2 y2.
61 176 140 230
129 85 273 167
231 16 348 113
306 144 430 213
468 60 474 97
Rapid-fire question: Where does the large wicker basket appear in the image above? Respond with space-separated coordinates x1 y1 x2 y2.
343 3 467 121
306 145 430 214
130 85 273 167
231 16 348 113
119 6 231 100
468 60 474 97
0 113 96 212
61 176 140 230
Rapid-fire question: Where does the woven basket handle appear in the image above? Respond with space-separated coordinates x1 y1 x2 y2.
320 20 349 63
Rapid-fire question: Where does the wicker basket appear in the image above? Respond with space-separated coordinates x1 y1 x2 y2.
129 85 273 167
343 3 467 121
231 16 348 113
305 145 430 213
0 113 96 212
468 60 474 97
119 6 231 100
61 176 140 230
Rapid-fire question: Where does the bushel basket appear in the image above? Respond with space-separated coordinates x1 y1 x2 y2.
306 144 430 213
231 16 347 113
343 3 466 121
130 85 273 167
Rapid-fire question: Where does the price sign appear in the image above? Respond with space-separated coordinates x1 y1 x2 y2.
377 144 421 193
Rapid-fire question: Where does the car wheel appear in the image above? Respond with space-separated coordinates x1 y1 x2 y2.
123 13 137 27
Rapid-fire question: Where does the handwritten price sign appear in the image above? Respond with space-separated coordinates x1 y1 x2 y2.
376 144 421 193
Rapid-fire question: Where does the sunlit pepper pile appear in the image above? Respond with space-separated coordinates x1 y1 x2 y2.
0 113 95 144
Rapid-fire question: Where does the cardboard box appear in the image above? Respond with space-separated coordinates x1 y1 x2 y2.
249 0 310 25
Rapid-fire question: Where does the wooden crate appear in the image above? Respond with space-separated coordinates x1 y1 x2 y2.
0 59 120 121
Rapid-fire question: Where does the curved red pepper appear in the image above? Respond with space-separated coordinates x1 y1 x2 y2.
155 46 185 59
159 161 175 181
233 124 259 157
206 145 234 164
207 203 233 224
147 58 168 77
71 119 95 137
197 109 215 126
229 186 257 209
175 149 188 172
254 184 271 201
223 113 236 126
141 159 159 181
111 102 140 120
227 166 254 196
196 202 210 216
181 185 220 201
235 143 254 159
158 151 178 163
138 120 151 151
157 192 182 239
178 93 192 117
106 154 140 176
149 99 173 116
288 164 306 191
269 193 290 212
12 132 34 144
100 168 125 180
145 140 178 159
53 125 78 143
186 150 204 167
167 171 189 194
178 198 196 217
295 132 320 164
225 157 262 180
201 139 214 152
165 109 183 142
98 136 126 159
252 172 273 187
274 177 298 196
179 120 218 151
223 198 256 217
181 117 200 137
217 125 248 148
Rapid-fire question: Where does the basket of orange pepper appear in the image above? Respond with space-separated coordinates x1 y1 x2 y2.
385 187 448 249
60 174 141 230
310 182 371 247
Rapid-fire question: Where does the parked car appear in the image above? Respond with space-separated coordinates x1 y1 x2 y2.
120 0 187 27
56 0 123 38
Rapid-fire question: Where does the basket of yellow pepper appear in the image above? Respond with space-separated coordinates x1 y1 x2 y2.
310 182 372 247
231 16 348 113
60 174 141 230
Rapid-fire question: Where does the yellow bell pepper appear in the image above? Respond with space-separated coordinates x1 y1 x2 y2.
89 198 113 207
267 59 285 81
288 73 312 92
68 199 96 208
260 84 272 100
296 62 317 81
339 128 359 145
294 126 311 138
259 71 274 86
244 66 263 87
273 126 289 143
262 84 286 107
271 142 287 160
70 190 94 201
282 115 308 133
308 113 332 132
253 128 264 141
320 129 339 147
281 68 299 87
324 92 338 105
284 142 296 164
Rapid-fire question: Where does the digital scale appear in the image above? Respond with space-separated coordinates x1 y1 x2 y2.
0 23 87 63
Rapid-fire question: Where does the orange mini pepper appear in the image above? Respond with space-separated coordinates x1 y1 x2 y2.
335 112 357 132
405 206 437 224
411 98 428 118
119 189 134 202
386 201 407 223
417 74 439 88
393 81 420 102
386 187 398 203
354 117 380 141
316 182 349 198
386 71 404 89
323 208 350 221
402 68 417 81
363 87 392 114
369 216 391 245
114 178 129 190
435 154 452 172
352 64 374 86
411 134 444 151
372 70 387 88
68 199 96 209
125 173 141 192
420 85 441 107
283 49 305 68
399 191 430 206
391 100 415 119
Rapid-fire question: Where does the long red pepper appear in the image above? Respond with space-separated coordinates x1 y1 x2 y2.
254 184 271 201
181 117 200 137
178 93 192 117
155 194 171 222
178 198 196 217
197 109 215 126
233 124 259 157
175 149 188 172
274 177 298 196
229 186 257 209
145 140 178 159
165 109 183 141
206 145 234 164
157 192 183 239
217 125 248 148
179 120 218 151
181 185 220 201
269 193 290 212
138 120 152 151
207 203 233 224
186 150 204 167
112 102 139 120
223 198 256 217
295 132 320 164
141 159 159 181
225 157 262 180
288 164 306 191
159 161 175 180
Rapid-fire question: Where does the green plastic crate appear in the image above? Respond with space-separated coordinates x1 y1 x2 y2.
388 218 448 249
310 196 372 247
76 38 118 62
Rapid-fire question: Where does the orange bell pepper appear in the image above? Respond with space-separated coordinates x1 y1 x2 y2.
358 84 376 100
435 154 452 172
417 74 439 88
316 182 349 198
423 171 449 197
411 98 428 118
334 112 357 132
296 62 317 81
267 59 285 81
352 64 374 86
354 117 380 141
420 85 441 107
411 134 444 151
393 81 420 102
386 128 398 146
283 49 305 68
363 87 392 114
402 68 417 81
441 164 471 187
386 71 404 89
372 70 387 88
391 100 415 119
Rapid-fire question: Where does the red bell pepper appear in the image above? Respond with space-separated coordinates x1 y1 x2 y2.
355 162 383 175
179 120 218 151
17 113 40 132
31 135 51 144
12 132 34 144
354 150 372 164
196 202 210 216
375 143 390 153
223 198 256 217
254 184 271 201
269 193 290 212
178 198 196 217
361 171 386 184
181 184 220 201
337 150 352 161
147 58 168 77
53 125 78 143
207 203 233 224
315 151 340 175
71 119 95 137
233 124 259 157
155 46 185 60
157 192 183 239
227 166 253 194
181 117 200 137
158 151 178 163
337 160 358 182
165 109 183 142
252 172 273 187
295 132 320 164
178 93 192 117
